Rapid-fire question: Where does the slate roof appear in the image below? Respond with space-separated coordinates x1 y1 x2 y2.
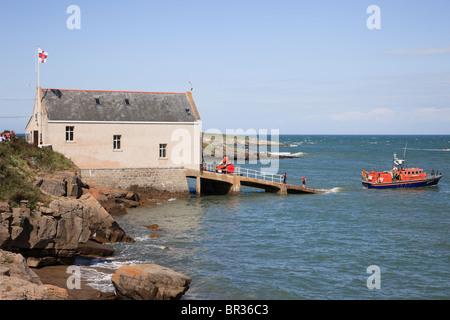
41 88 199 123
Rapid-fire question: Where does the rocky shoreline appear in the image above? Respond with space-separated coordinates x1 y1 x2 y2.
1 249 191 300
0 168 191 300
32 264 115 300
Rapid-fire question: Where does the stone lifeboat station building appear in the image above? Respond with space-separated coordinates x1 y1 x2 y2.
25 87 202 197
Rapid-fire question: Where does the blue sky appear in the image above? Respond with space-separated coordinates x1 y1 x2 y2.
1 0 449 134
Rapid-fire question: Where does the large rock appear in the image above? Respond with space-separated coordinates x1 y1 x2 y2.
0 276 69 300
86 187 140 215
55 171 83 198
0 250 68 300
76 240 115 257
111 264 191 300
35 170 83 198
38 175 67 197
49 193 134 244
100 201 127 216
0 250 41 284
0 202 10 213
0 194 133 264
0 212 11 247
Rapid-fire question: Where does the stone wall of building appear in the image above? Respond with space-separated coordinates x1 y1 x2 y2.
80 167 191 198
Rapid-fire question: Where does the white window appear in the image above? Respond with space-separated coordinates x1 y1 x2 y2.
159 143 167 158
65 126 74 142
113 135 121 150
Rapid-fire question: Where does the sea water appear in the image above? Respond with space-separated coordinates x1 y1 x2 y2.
79 135 450 299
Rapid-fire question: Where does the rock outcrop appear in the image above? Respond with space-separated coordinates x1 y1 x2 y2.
86 187 140 215
0 194 134 266
49 193 134 244
111 264 191 300
0 141 187 300
0 250 68 300
35 170 84 198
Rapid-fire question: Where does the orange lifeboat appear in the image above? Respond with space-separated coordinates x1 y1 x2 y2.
362 152 442 189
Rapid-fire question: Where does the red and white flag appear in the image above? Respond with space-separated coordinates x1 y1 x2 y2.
38 48 48 63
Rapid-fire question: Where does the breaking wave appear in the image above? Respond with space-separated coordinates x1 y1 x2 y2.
268 152 306 157
74 257 144 293
324 187 343 193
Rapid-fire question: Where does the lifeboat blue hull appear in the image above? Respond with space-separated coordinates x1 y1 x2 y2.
362 176 442 189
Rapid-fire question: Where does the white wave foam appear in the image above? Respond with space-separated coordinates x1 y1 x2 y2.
133 237 170 250
134 236 151 242
79 267 116 292
86 281 114 293
325 187 343 193
269 152 306 157
84 258 141 270
147 244 170 250
292 152 306 157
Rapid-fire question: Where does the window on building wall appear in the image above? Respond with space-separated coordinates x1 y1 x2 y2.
159 143 167 158
95 98 100 105
65 126 74 142
113 135 121 150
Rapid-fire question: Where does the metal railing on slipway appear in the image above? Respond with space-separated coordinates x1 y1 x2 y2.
202 163 284 184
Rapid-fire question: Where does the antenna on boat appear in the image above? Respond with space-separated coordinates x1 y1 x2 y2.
403 142 408 159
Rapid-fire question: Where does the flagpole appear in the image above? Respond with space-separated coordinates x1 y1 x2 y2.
37 46 40 90
37 46 41 145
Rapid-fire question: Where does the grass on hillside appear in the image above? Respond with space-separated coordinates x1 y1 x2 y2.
0 138 76 208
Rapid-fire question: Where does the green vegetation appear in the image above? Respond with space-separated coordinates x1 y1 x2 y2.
0 138 76 208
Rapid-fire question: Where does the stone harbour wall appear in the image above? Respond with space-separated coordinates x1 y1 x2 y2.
80 167 190 195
